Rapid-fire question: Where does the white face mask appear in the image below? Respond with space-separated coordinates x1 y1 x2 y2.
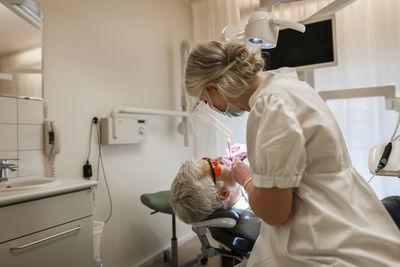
205 89 245 117
211 102 245 117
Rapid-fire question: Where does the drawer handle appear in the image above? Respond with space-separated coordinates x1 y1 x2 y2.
9 225 82 252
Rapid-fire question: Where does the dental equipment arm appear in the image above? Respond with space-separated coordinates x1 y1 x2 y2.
110 106 189 144
302 0 357 23
180 40 192 146
108 40 192 146
318 85 396 103
318 85 400 177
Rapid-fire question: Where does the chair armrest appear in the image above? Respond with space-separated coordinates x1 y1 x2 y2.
191 217 237 228
191 209 240 229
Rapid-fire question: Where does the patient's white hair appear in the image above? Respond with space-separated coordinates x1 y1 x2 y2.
185 41 265 98
170 159 223 224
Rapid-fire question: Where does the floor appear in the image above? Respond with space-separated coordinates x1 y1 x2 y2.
148 232 221 267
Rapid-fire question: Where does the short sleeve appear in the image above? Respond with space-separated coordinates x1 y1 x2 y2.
247 93 306 188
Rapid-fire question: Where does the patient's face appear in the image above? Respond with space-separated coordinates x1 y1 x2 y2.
199 157 237 188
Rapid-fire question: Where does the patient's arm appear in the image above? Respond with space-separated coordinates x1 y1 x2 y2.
245 180 293 226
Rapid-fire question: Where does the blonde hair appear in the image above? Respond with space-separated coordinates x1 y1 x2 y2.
170 159 223 224
185 41 265 98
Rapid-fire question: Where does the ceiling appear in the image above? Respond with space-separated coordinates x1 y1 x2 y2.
0 3 41 57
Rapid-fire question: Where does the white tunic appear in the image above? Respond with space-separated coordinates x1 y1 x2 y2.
246 67 400 267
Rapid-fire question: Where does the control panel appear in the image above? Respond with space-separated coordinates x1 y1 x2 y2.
100 117 147 145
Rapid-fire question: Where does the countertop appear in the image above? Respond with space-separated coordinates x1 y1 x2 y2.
0 178 98 207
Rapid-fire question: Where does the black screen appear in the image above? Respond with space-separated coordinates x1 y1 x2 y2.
265 19 334 70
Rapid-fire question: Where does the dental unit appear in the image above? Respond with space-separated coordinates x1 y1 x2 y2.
319 85 400 178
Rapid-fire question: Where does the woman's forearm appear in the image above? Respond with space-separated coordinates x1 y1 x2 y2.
245 180 293 226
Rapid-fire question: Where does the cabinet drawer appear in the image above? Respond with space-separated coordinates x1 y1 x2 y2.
0 216 93 267
0 189 93 243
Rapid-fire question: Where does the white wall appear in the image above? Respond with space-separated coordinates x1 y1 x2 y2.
38 0 194 266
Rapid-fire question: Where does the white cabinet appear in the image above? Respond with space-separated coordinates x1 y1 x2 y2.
0 189 94 267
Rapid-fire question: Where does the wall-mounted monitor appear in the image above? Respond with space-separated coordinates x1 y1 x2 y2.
263 14 338 71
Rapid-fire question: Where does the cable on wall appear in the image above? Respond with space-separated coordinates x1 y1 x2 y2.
95 119 113 224
85 117 113 224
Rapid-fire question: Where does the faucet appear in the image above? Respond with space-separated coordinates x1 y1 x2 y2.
0 159 18 182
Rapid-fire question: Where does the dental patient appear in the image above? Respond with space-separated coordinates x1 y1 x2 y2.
170 157 261 241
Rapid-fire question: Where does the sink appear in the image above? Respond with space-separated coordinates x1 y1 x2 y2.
0 177 61 191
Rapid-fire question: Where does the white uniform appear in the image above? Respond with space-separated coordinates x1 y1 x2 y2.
246 67 400 267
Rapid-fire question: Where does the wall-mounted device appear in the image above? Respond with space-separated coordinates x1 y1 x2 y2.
105 106 190 146
100 117 147 145
318 85 400 177
44 120 61 155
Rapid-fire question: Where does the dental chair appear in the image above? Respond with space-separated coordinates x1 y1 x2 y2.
191 209 255 266
140 190 255 267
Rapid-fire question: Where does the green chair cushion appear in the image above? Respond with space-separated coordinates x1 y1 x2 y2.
140 190 174 215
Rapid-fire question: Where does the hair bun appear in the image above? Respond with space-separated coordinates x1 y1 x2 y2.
224 42 249 65
185 41 264 98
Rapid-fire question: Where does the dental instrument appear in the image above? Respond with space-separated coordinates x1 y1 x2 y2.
227 139 233 165
225 143 247 164
369 112 400 177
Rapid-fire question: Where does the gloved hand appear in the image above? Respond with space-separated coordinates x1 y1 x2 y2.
231 157 253 188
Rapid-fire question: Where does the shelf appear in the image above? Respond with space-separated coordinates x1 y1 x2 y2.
9 69 42 74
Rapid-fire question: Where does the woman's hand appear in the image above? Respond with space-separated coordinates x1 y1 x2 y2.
231 157 253 187
231 157 293 225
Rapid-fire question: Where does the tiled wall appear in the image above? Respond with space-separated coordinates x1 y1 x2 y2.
0 96 44 178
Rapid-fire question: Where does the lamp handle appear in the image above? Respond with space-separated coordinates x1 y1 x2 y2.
221 25 246 42
272 18 306 33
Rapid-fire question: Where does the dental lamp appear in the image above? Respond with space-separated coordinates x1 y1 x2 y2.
221 11 306 49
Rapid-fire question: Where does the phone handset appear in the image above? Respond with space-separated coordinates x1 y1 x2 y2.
44 120 61 155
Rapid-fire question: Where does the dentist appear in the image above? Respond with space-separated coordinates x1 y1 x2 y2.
185 41 400 266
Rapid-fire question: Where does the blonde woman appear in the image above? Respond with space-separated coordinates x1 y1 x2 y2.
184 41 400 266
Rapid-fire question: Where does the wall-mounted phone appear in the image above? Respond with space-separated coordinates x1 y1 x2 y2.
44 120 61 155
